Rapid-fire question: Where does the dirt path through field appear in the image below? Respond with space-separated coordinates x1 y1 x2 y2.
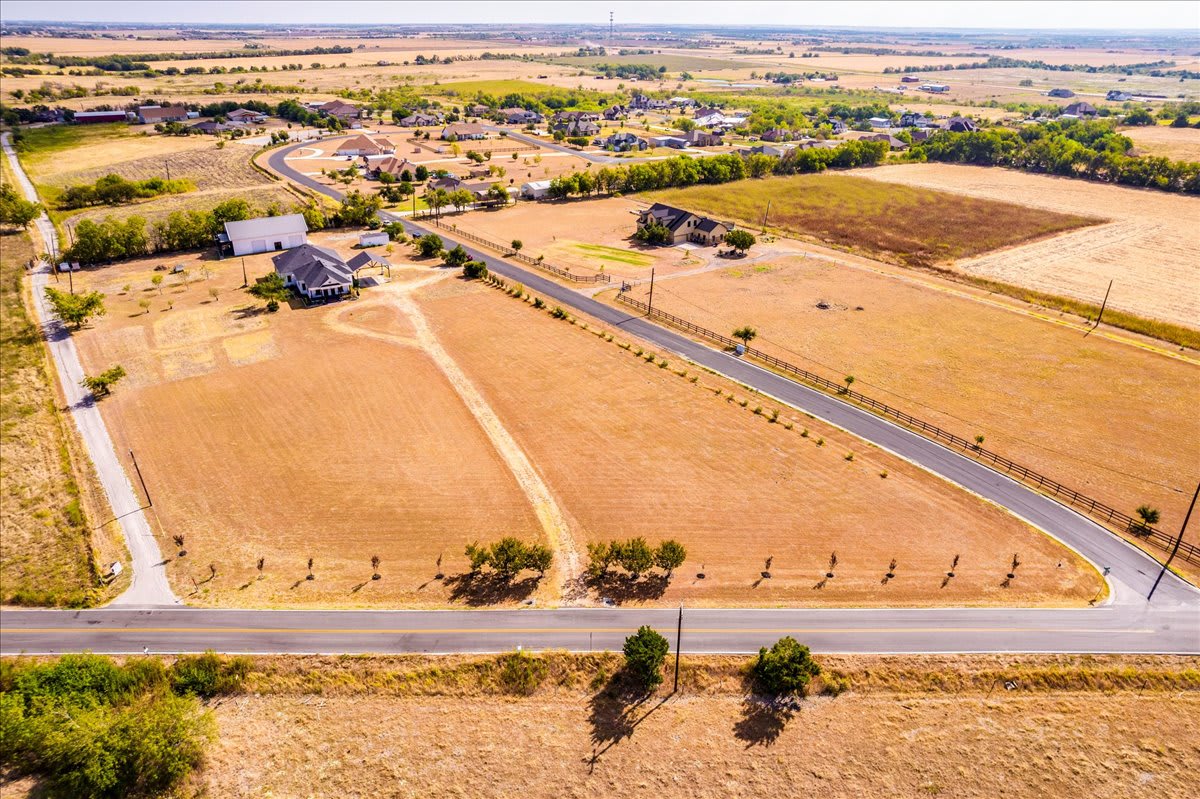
326 272 582 600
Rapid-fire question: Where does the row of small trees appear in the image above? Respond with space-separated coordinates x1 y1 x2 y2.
465 537 553 578
586 538 687 579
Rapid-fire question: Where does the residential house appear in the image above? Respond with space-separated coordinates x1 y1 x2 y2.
428 175 463 192
136 105 189 125
694 112 726 128
683 129 723 147
74 110 131 124
899 112 934 128
188 121 239 135
398 112 442 126
599 132 647 152
318 100 362 125
740 143 794 158
862 133 909 150
334 134 396 157
368 156 420 180
900 75 922 83
500 107 542 124
223 214 308 257
603 104 627 120
1106 90 1133 102
868 116 893 129
441 122 487 141
649 135 689 149
636 203 732 246
828 119 847 134
226 108 267 124
693 106 722 119
1047 88 1076 98
760 128 793 142
1062 102 1098 118
467 104 490 117
459 180 499 202
554 118 600 138
669 97 696 107
520 180 552 200
272 244 353 301
946 117 977 132
910 128 938 142
630 94 669 110
918 83 951 93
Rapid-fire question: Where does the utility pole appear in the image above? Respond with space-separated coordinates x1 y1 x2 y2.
1147 481 1198 601
647 267 655 314
129 449 152 507
609 11 614 42
762 199 772 231
241 257 248 288
673 603 683 693
165 161 171 181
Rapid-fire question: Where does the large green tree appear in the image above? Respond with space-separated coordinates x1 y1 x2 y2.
623 626 669 689
44 287 106 329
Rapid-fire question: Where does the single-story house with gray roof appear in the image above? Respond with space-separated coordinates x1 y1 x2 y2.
273 243 354 301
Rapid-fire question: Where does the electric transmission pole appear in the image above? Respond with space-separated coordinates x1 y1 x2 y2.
610 11 614 41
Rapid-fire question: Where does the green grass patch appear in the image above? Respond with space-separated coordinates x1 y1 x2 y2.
569 242 653 266
14 123 137 168
648 174 1099 266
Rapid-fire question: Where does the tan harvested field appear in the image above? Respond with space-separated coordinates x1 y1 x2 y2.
648 174 1098 266
193 653 1200 799
1126 124 1200 162
422 282 1098 607
614 254 1200 537
67 242 545 607
853 163 1200 327
64 243 1099 607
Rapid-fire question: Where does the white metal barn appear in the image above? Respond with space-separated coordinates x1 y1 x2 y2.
224 214 309 257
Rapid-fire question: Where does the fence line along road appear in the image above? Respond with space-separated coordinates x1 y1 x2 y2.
426 218 611 284
614 292 1200 567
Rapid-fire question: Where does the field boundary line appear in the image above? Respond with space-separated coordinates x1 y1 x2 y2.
613 290 1199 567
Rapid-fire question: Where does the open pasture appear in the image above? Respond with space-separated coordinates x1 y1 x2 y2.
852 163 1200 328
1125 124 1200 162
421 280 1100 607
66 245 545 608
647 174 1098 266
613 253 1200 538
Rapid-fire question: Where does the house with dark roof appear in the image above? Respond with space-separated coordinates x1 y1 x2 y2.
603 104 627 120
862 133 910 150
899 112 934 128
683 129 723 147
946 117 977 132
636 203 732 246
226 108 267 124
500 108 542 124
272 244 354 301
398 112 443 127
1048 88 1076 98
368 156 419 181
428 175 463 192
599 132 647 152
553 118 600 138
760 128 793 142
1062 102 1098 118
318 100 362 126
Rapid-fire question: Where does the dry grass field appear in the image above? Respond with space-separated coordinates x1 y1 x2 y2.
422 281 1099 607
1126 124 1200 162
646 174 1098 266
613 255 1200 538
66 242 546 608
190 653 1200 799
853 164 1200 328
62 243 1100 608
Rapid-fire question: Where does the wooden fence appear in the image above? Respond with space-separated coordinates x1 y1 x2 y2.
430 219 612 284
614 291 1199 566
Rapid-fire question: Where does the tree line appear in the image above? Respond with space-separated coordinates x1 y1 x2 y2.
57 173 194 209
907 121 1200 193
541 140 888 200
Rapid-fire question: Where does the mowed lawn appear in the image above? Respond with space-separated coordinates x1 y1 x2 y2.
647 174 1099 265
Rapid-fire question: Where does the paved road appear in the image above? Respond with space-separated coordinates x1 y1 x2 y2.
2 138 1194 657
3 133 178 606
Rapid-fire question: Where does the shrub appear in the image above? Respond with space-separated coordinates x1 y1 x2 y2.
81 364 127 397
754 636 822 696
623 626 669 689
532 297 545 309
496 651 548 696
550 306 569 319
442 243 470 267
414 233 444 257
462 260 489 280
169 651 251 698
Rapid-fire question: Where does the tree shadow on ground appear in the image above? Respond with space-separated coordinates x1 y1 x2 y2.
584 672 668 773
733 695 797 748
584 572 669 604
443 571 541 606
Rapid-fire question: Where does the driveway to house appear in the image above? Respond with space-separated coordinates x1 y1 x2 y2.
2 132 178 607
1 138 1195 657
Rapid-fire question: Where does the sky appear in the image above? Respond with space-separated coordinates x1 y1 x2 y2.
2 0 1198 30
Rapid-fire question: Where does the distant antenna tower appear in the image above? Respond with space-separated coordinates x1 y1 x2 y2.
609 11 614 41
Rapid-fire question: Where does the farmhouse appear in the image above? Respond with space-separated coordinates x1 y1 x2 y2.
900 75 922 83
334 134 396 156
398 112 442 126
919 83 951 93
520 180 553 200
272 244 353 301
136 105 189 125
222 214 308 257
226 108 267 124
441 123 487 141
74 110 131 124
636 202 733 246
